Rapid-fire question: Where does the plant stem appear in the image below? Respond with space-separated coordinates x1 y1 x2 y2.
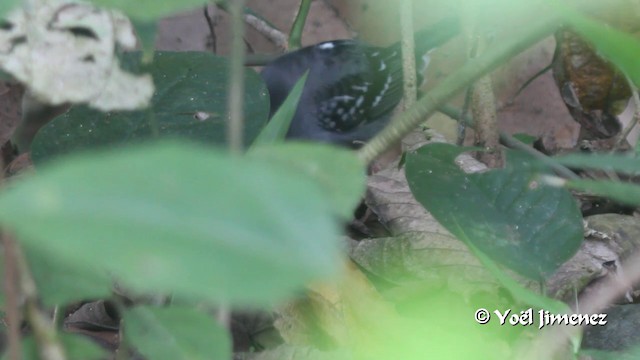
471 74 502 167
15 244 66 360
399 0 416 110
226 0 247 153
357 15 563 164
288 0 312 50
2 231 21 360
203 5 218 53
438 104 579 180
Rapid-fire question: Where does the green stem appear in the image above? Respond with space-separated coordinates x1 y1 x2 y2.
357 15 563 164
226 0 247 153
2 232 21 360
288 0 312 49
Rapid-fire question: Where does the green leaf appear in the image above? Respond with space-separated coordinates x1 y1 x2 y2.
89 0 211 21
511 133 538 146
405 143 583 280
0 0 19 19
124 306 231 360
250 72 308 148
31 52 269 163
555 153 640 174
561 8 640 86
0 140 343 304
1 334 107 360
131 20 158 62
564 179 640 206
25 245 112 307
582 347 640 360
249 142 366 219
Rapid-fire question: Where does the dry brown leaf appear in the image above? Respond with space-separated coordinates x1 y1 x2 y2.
546 214 640 305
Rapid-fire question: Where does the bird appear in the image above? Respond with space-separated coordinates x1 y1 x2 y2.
260 18 460 147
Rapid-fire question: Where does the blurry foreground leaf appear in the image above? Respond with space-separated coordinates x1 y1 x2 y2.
0 141 343 305
124 306 231 360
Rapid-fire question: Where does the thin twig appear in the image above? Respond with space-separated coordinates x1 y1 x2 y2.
506 64 552 106
204 5 218 53
455 25 477 146
218 3 288 51
357 15 563 164
457 87 473 146
288 0 312 50
244 13 288 50
226 0 247 153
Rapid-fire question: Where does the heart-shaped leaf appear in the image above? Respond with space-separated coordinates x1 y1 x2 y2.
405 143 583 280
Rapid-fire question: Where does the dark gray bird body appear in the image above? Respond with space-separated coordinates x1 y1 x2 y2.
260 18 459 147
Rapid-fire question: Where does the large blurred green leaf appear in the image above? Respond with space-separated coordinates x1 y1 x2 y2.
561 8 640 87
1 334 107 360
25 245 112 307
0 0 19 18
124 306 230 360
405 143 583 280
249 142 366 219
89 0 211 21
31 51 269 163
0 141 344 305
